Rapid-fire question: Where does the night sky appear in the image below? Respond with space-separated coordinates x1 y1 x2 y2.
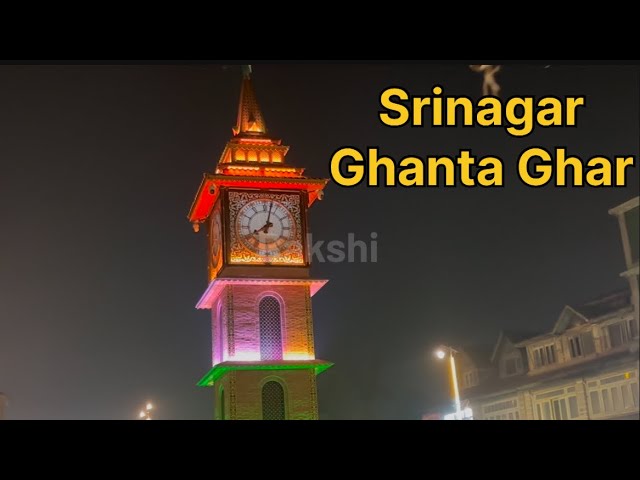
0 64 638 420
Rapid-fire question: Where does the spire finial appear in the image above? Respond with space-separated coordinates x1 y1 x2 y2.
233 65 267 137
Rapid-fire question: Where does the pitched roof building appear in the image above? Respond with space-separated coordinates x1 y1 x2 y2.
447 197 639 420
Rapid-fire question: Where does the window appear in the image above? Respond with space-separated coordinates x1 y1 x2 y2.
581 332 596 356
464 370 479 388
590 391 601 414
621 384 633 409
483 399 519 420
569 336 582 358
259 296 283 361
262 381 285 420
546 345 556 364
602 389 612 413
588 374 639 417
504 357 522 376
606 322 627 349
628 319 639 339
568 396 579 418
568 333 595 358
534 349 542 368
535 388 580 420
533 344 557 368
536 396 577 420
216 301 224 364
552 399 568 420
611 387 621 411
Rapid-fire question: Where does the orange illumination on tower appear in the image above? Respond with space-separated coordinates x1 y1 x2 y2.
188 66 332 420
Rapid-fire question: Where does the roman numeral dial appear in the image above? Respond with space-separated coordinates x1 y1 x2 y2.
237 200 295 257
229 191 305 266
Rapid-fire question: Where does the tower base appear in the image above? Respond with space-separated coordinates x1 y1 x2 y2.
199 361 333 420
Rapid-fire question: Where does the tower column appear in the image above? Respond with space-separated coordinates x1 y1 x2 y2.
188 70 331 420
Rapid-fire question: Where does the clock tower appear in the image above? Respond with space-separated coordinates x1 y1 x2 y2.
188 68 332 420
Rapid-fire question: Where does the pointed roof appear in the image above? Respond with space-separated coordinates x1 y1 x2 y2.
232 67 268 137
490 330 540 363
551 289 631 335
552 305 590 335
187 68 328 226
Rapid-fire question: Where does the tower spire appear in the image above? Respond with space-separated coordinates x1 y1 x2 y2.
233 65 267 137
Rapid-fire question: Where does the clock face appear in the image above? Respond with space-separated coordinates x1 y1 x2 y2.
237 200 295 256
228 191 305 265
209 202 223 278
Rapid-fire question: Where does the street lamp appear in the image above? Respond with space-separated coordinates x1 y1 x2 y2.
435 346 461 416
139 402 153 420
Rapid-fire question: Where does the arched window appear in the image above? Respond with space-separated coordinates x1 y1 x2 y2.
219 387 225 421
259 296 282 361
262 381 285 420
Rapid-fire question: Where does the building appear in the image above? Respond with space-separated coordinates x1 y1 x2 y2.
0 393 7 420
609 197 639 317
187 68 331 420
456 197 640 420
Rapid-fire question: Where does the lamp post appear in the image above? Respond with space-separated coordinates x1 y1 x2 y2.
435 346 462 416
139 402 153 420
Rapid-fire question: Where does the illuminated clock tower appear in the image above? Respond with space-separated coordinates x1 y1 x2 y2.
188 67 331 420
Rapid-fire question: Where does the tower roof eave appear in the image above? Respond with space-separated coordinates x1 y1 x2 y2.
197 360 334 387
196 278 329 309
188 174 328 224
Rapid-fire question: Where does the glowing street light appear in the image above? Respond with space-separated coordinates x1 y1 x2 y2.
139 402 153 420
434 346 461 416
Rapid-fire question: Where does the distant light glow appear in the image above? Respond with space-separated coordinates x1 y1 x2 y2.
435 349 446 360
139 401 154 420
444 408 473 420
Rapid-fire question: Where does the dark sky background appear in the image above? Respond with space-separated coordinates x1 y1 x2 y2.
0 64 638 420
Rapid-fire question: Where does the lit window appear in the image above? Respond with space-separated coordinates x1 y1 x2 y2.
260 296 283 361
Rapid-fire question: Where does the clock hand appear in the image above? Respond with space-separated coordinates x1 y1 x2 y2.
264 202 274 234
253 224 272 235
